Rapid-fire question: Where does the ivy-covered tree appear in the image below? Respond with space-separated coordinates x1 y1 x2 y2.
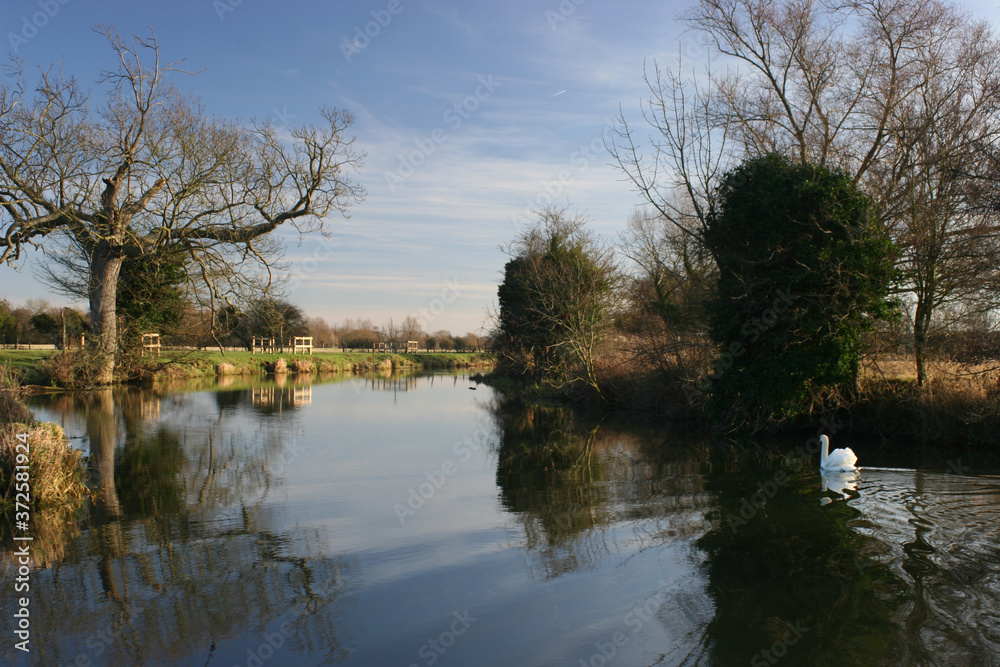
704 154 897 430
116 250 188 345
496 254 542 375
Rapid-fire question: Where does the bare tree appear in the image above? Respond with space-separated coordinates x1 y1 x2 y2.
400 315 423 343
0 27 365 383
618 208 716 377
379 317 399 343
612 0 1000 385
306 316 334 349
680 0 966 180
430 329 454 351
608 59 733 243
863 6 1000 383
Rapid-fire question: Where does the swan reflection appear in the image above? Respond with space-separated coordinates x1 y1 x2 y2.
819 470 859 505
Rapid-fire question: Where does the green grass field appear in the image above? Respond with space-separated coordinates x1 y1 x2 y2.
0 349 56 373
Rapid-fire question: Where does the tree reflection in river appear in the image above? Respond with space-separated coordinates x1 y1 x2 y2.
0 381 358 666
491 397 914 665
492 397 713 581
695 457 906 666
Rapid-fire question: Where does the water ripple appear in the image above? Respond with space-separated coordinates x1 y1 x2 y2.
850 469 1000 665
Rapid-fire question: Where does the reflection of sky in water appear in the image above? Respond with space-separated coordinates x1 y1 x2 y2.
6 376 1000 666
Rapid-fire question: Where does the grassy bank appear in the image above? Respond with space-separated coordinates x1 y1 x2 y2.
139 350 493 381
0 349 55 373
0 370 91 566
1 363 90 510
2 348 492 385
847 360 1000 450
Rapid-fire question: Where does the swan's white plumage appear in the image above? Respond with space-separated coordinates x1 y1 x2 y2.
819 434 857 472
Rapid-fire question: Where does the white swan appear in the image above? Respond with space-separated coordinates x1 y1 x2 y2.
819 434 857 472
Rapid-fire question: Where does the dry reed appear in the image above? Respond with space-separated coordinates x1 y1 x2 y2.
216 362 237 375
292 359 315 373
0 422 90 508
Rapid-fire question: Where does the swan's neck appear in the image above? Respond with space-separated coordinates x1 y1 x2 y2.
820 436 829 465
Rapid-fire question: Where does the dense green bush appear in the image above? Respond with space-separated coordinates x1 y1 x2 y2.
704 154 897 430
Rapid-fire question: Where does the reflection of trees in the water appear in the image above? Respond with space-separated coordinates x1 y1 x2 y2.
492 398 713 579
694 461 905 666
47 384 300 516
15 517 357 666
492 398 914 665
0 383 358 666
854 470 1000 665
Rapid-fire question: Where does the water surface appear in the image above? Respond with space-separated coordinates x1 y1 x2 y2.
3 373 1000 666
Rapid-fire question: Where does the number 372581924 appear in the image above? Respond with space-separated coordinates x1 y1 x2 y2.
14 433 30 516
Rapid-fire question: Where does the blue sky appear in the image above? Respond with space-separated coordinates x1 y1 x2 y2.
3 0 999 335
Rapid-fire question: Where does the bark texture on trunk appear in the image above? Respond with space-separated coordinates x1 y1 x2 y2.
89 243 124 386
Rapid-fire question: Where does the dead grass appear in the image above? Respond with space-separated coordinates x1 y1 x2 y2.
0 363 33 424
292 359 315 373
0 422 90 508
589 341 1000 443
862 355 1000 386
855 355 1000 446
35 350 105 387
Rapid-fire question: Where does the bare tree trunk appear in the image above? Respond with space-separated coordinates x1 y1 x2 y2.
89 244 124 385
913 298 933 387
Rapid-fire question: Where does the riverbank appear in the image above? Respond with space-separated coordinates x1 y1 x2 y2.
151 350 494 382
2 349 493 386
484 354 1000 453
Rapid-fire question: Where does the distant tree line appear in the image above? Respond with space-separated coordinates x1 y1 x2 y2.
327 316 483 353
0 298 88 348
207 304 485 352
0 293 485 355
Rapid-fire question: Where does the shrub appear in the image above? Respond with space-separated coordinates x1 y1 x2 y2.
37 350 106 388
0 364 32 425
0 391 31 424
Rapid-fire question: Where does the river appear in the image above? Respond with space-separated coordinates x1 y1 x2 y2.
2 372 1000 666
